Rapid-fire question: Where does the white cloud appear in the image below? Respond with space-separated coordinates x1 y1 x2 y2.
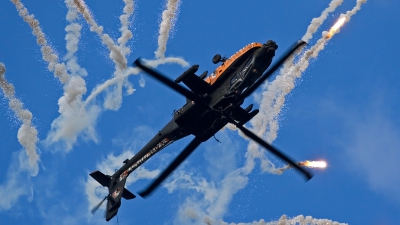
0 150 33 210
344 112 400 201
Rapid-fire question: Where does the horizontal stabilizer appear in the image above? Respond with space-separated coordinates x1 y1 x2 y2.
122 188 136 200
90 170 136 200
90 170 111 187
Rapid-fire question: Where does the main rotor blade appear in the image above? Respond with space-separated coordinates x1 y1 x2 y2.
139 137 203 198
133 59 205 104
240 40 306 100
91 196 107 215
236 124 313 180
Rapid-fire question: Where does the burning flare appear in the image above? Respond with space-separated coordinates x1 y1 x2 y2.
278 160 327 173
326 17 346 38
298 160 327 168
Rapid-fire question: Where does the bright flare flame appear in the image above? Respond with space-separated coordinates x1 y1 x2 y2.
326 17 346 39
299 160 327 168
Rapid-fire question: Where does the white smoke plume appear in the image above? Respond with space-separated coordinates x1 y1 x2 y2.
168 1 366 224
64 0 87 77
46 90 101 152
10 0 70 84
322 0 367 39
131 0 187 92
11 0 98 152
144 56 189 68
255 0 367 146
46 0 188 146
145 0 188 67
44 0 100 152
155 0 181 59
84 55 189 107
343 0 367 18
117 0 134 55
302 0 344 43
216 214 347 225
0 63 39 175
72 0 136 110
277 0 344 94
79 0 135 108
84 0 188 106
71 0 129 71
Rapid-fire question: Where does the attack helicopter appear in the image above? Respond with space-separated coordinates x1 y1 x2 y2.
90 39 312 221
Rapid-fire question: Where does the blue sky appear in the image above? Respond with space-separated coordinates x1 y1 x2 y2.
1 0 399 224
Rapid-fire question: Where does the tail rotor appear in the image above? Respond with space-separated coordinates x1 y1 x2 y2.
91 195 108 215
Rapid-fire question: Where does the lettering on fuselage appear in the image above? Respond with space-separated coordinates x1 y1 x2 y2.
119 138 171 181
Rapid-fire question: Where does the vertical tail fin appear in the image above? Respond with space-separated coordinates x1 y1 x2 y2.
90 170 136 221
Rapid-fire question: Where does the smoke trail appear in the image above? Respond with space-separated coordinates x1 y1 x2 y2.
72 0 135 110
73 0 127 71
276 0 344 98
155 0 181 59
10 0 70 84
84 56 189 106
302 0 344 43
44 0 135 150
344 0 367 18
322 0 367 39
255 0 367 145
118 0 134 55
0 63 39 175
64 0 87 77
83 0 188 107
64 23 87 76
252 38 327 146
11 0 97 151
44 0 102 152
215 214 347 225
145 0 188 69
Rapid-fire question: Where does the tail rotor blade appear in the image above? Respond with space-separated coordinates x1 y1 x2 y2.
139 137 202 198
235 124 313 180
91 196 107 215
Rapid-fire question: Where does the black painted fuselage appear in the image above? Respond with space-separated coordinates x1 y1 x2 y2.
96 40 279 221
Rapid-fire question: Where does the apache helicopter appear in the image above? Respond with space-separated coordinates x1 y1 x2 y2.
90 39 312 221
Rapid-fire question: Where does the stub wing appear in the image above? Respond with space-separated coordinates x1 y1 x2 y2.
175 65 210 95
230 106 260 126
181 74 210 95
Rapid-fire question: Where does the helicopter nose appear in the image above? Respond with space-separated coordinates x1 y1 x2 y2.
265 40 278 50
